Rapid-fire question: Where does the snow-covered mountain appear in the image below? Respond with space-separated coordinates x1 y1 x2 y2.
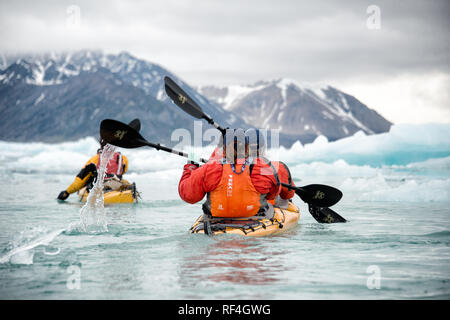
198 79 392 142
0 50 246 145
0 50 391 146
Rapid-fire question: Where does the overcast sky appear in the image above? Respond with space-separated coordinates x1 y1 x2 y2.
0 0 449 124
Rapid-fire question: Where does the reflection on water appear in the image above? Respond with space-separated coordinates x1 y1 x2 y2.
178 236 290 287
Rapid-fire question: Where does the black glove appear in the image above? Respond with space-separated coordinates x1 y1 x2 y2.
187 160 199 167
57 190 69 200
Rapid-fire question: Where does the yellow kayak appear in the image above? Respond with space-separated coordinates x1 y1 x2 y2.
190 202 300 237
78 182 139 204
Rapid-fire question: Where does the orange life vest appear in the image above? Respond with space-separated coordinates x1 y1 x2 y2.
209 162 262 218
97 152 124 177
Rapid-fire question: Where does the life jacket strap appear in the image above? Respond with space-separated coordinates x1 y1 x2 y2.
230 160 248 174
260 157 280 188
279 161 293 185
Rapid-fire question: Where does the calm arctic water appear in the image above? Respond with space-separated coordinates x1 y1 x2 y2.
0 123 449 299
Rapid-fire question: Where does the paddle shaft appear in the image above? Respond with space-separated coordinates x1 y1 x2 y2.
139 138 208 164
281 182 305 193
202 115 226 135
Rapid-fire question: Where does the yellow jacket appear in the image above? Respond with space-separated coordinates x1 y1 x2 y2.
66 153 129 194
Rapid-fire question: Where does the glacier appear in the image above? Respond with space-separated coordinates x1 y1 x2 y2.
0 123 449 204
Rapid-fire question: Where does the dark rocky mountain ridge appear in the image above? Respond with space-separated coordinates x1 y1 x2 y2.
0 51 392 147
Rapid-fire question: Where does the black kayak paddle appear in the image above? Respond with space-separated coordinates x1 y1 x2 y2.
164 76 227 134
308 204 347 223
100 119 208 163
128 118 141 132
281 183 342 208
282 183 346 223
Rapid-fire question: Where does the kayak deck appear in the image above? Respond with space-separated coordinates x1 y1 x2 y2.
78 182 139 204
190 202 300 237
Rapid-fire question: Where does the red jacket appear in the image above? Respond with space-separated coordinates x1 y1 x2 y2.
179 151 280 204
272 161 295 200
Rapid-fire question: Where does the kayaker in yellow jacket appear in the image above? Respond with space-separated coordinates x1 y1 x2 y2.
57 149 129 200
56 119 139 201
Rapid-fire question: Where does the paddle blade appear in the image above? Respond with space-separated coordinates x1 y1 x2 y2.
299 184 343 207
164 76 205 119
128 118 141 132
282 183 343 207
308 205 347 223
100 119 148 149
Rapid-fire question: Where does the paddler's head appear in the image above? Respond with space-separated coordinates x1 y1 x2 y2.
245 128 267 158
222 128 249 164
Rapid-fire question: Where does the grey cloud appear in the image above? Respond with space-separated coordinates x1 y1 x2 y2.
0 0 448 85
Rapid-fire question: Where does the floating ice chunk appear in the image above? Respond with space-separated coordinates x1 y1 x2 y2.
34 93 45 105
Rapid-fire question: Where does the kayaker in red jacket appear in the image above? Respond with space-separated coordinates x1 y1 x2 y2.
245 128 295 208
178 129 280 218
